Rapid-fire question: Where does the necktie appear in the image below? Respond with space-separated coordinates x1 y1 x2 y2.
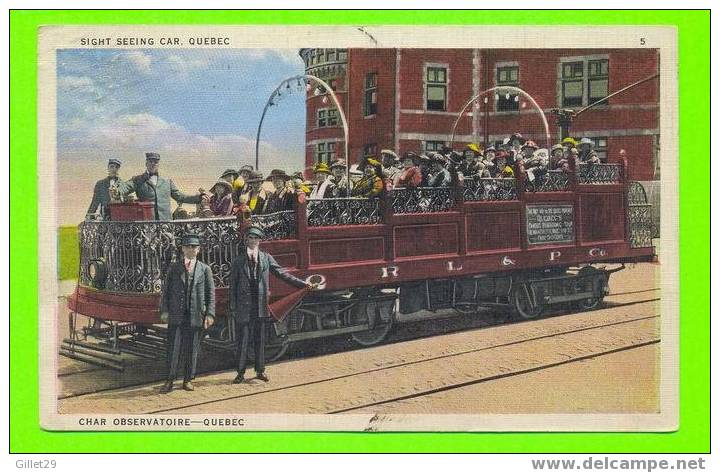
185 260 191 272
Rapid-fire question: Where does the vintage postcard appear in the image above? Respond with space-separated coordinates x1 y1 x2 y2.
38 25 678 431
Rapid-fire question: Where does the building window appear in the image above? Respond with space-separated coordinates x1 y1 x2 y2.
316 142 336 164
317 49 325 64
363 143 378 159
561 57 610 107
496 65 520 112
317 109 339 128
424 140 446 153
588 59 609 104
364 73 378 117
426 66 448 111
326 49 337 62
590 137 608 162
338 50 347 61
561 61 584 107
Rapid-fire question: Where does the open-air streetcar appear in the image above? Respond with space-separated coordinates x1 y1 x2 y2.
64 154 656 370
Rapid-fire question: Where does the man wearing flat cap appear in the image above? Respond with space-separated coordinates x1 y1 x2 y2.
159 233 215 393
86 158 124 220
229 226 317 383
118 152 206 221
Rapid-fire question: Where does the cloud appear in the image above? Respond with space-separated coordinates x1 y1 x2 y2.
58 75 95 90
123 51 152 73
165 54 210 74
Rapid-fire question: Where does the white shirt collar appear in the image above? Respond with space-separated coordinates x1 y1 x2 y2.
246 247 259 260
184 257 196 270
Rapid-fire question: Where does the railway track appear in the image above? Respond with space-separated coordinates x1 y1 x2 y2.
58 294 660 415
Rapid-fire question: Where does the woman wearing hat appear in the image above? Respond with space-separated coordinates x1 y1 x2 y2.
351 159 384 198
265 169 295 213
208 179 234 216
394 152 423 188
329 159 353 198
241 171 270 215
578 137 601 164
491 151 515 178
549 144 565 170
427 153 452 187
309 162 335 199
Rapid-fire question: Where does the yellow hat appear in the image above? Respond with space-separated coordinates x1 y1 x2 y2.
467 143 482 154
313 162 330 174
561 137 578 147
366 158 381 167
232 176 245 191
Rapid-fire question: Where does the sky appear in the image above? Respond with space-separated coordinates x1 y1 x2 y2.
56 48 307 225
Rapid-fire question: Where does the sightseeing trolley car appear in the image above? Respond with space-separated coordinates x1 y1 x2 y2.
64 156 656 369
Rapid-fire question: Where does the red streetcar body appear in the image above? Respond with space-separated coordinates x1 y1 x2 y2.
67 159 655 327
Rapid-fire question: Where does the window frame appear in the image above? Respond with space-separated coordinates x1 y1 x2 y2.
495 62 520 113
558 55 610 108
423 140 447 153
316 108 339 128
315 141 337 164
363 72 378 117
424 63 449 112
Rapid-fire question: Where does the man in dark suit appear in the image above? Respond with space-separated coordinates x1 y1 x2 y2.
86 158 124 220
159 233 215 393
118 152 206 220
229 226 316 383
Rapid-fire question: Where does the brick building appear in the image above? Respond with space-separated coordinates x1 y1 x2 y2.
300 48 660 181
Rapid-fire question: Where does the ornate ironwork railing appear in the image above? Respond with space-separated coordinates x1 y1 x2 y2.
251 210 297 240
463 178 518 201
391 187 456 214
627 181 654 248
627 181 649 205
523 169 571 192
78 217 242 293
307 198 382 226
577 163 622 184
628 204 654 248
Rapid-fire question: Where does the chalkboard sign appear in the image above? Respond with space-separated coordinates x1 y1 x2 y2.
526 204 575 245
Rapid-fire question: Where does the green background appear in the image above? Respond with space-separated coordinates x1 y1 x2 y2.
10 10 710 453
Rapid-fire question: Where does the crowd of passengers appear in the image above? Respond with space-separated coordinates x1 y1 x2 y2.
86 133 603 221
199 133 602 217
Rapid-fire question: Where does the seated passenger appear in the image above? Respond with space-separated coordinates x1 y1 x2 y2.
380 150 402 183
242 171 271 215
519 140 538 162
394 152 423 188
265 169 295 212
524 148 550 183
309 162 335 199
329 159 353 197
508 132 525 165
351 159 384 198
549 144 565 170
483 146 498 174
578 138 601 164
492 151 515 178
426 153 452 187
208 179 234 216
418 154 432 186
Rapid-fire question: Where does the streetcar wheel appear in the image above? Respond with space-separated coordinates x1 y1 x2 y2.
247 325 290 362
350 300 394 347
511 282 544 320
575 267 606 311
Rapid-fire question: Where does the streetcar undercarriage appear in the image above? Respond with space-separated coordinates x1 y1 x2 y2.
63 264 621 370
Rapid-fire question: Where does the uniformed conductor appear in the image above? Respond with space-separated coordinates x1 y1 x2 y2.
159 233 215 393
86 158 124 220
118 152 206 220
229 226 315 383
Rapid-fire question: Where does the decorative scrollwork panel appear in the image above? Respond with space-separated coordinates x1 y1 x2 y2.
523 170 570 192
628 204 654 248
463 178 518 201
391 187 456 214
307 198 382 226
577 163 622 184
251 211 297 240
